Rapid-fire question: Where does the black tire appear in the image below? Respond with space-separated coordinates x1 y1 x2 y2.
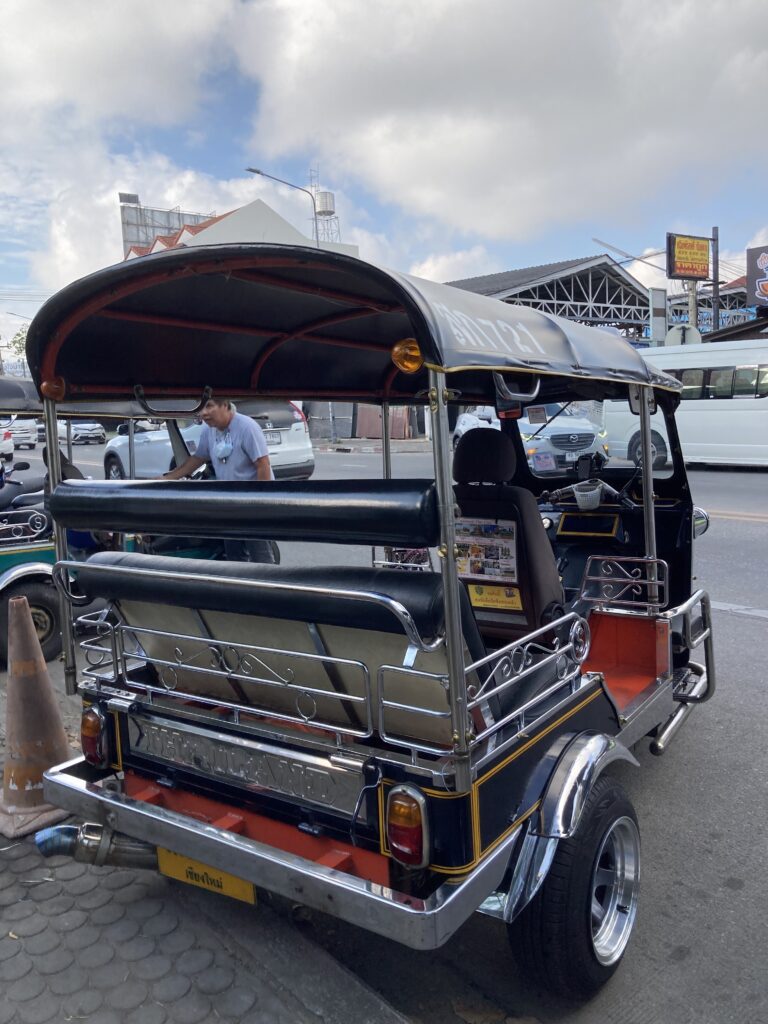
628 431 667 469
0 580 62 664
509 775 640 999
104 455 126 480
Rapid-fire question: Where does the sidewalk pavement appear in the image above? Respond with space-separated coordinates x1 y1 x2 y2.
313 437 432 455
0 659 408 1024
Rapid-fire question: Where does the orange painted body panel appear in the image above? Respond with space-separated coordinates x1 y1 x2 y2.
583 612 671 711
123 770 390 886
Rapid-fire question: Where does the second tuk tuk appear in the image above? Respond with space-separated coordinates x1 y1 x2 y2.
25 243 714 998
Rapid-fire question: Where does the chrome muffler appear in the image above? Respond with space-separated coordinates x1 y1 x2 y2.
35 822 158 869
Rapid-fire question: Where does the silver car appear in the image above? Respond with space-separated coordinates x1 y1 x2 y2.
453 403 607 473
0 416 38 450
103 402 315 480
57 419 106 445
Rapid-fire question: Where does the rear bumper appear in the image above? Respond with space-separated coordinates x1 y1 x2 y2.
44 756 513 949
273 458 315 480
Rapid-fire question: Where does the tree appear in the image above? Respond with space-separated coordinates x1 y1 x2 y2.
9 324 28 357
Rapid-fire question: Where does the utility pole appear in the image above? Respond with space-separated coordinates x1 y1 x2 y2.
711 226 720 332
688 280 697 329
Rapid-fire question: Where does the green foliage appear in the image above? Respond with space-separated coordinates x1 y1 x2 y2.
9 324 28 357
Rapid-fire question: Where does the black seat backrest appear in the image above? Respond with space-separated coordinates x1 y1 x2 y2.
453 428 564 640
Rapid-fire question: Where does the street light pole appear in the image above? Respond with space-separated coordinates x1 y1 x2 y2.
245 167 320 248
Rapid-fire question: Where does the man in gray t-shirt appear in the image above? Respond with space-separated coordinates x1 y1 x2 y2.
163 397 276 562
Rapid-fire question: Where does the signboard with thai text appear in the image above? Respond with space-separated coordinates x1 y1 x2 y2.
666 233 710 280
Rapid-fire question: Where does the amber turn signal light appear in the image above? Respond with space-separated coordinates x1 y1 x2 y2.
391 338 423 374
81 706 110 768
386 786 429 868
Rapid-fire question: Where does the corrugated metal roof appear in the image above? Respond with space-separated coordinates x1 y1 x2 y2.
448 256 604 295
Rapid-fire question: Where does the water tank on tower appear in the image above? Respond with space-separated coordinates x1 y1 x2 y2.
316 191 336 216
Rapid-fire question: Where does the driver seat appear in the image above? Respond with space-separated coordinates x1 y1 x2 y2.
453 428 564 641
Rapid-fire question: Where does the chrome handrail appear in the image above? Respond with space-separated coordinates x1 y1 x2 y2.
52 559 445 653
662 589 715 704
579 556 669 612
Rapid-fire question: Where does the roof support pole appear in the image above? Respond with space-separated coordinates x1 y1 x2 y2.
638 385 659 605
43 396 77 695
428 370 471 792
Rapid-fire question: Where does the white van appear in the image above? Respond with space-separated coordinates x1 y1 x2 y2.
602 339 768 468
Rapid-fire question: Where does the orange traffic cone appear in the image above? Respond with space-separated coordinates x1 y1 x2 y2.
0 595 71 838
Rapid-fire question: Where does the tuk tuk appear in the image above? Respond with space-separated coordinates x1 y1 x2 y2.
26 244 714 998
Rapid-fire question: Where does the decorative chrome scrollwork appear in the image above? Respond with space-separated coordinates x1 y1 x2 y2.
0 509 49 543
580 556 668 610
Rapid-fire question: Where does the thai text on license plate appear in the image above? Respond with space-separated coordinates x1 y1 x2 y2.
264 430 281 444
157 848 256 904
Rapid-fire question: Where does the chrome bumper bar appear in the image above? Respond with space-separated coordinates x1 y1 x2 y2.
44 757 515 950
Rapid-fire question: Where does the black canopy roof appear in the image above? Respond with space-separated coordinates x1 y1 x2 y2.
26 244 678 406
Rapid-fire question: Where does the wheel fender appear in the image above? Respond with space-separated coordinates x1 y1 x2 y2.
0 561 54 593
534 732 638 840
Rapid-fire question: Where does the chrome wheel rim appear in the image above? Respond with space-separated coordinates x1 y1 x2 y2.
107 463 122 480
590 816 640 965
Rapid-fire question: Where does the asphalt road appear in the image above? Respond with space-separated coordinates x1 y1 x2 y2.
8 443 768 1023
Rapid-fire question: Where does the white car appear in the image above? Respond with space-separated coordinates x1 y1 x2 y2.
0 416 38 450
453 403 607 473
0 424 13 463
57 419 107 445
103 402 315 480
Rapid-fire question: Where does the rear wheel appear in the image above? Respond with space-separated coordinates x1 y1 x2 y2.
0 581 62 664
104 455 126 480
509 775 640 999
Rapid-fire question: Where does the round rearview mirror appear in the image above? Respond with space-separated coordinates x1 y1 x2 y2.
13 461 31 472
693 507 710 538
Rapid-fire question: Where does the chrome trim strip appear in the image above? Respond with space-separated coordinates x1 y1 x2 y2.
43 757 517 950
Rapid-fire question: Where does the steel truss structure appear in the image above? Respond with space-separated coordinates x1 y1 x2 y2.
451 256 650 337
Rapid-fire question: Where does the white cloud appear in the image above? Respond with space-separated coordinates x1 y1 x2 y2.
1 0 767 316
238 0 768 241
409 246 498 283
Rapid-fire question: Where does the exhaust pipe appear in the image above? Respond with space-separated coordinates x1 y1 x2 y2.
35 822 158 869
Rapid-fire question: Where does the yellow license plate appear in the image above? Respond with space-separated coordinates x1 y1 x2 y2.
157 848 256 904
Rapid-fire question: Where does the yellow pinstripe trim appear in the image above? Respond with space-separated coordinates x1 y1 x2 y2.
377 684 604 871
0 543 55 556
476 688 603 789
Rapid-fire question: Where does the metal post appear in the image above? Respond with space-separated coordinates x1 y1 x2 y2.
127 418 136 478
381 401 392 480
429 370 471 792
711 226 720 332
328 402 337 444
687 280 697 330
638 385 659 605
44 397 78 695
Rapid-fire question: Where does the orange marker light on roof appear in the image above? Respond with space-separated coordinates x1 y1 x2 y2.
41 377 67 401
391 338 423 374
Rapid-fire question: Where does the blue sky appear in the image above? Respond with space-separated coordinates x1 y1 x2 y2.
1 0 766 348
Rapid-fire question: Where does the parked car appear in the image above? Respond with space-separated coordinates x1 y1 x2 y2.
38 419 107 444
0 416 37 450
0 424 14 463
454 403 607 473
103 401 315 480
